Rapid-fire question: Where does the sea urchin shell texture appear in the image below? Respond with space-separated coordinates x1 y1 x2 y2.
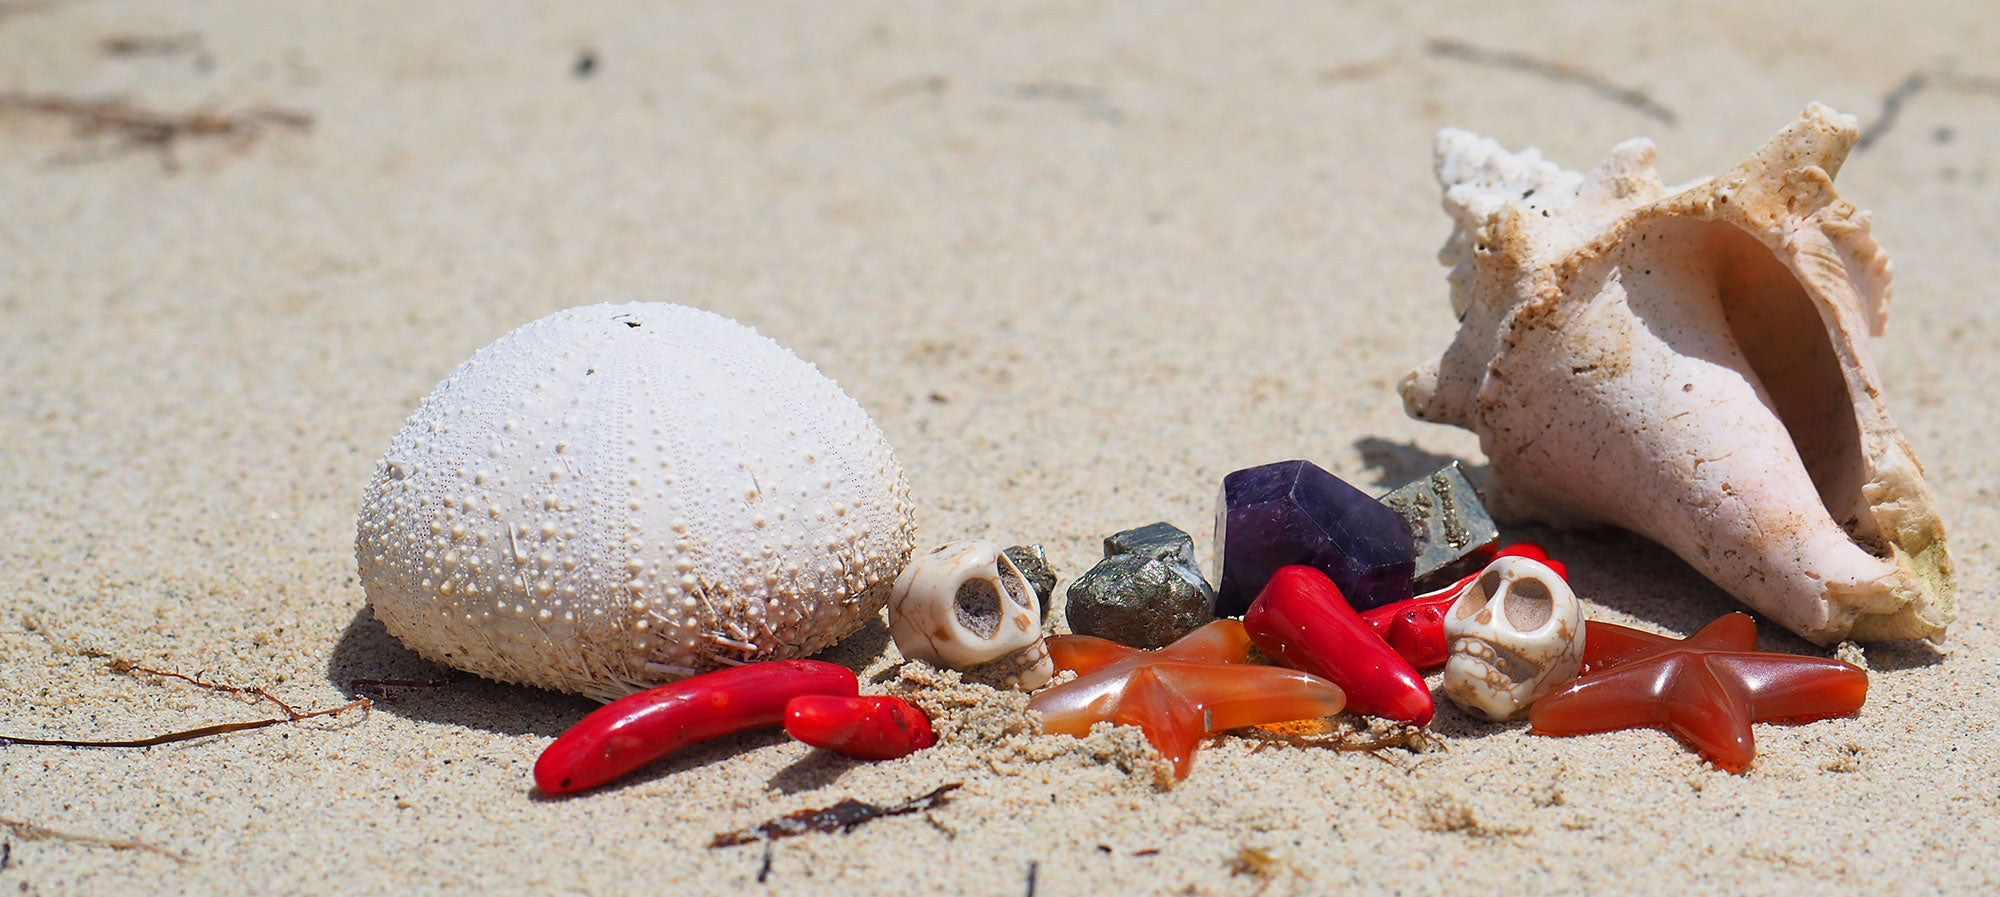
356 303 915 701
1401 104 1953 645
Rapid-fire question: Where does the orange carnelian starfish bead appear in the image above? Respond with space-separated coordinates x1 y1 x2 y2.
1528 613 1867 772
1027 619 1346 779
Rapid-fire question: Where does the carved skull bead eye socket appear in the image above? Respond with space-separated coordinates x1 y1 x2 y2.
996 555 1032 609
953 553 1032 638
1456 570 1503 621
954 578 1002 638
1504 576 1553 630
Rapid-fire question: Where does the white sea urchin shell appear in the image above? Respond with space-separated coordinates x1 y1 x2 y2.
356 302 915 701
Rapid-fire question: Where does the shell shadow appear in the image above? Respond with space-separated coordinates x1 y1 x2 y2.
1352 437 1491 491
1348 436 1934 666
325 605 587 739
1487 525 1941 668
1855 639 1947 672
1519 524 1742 637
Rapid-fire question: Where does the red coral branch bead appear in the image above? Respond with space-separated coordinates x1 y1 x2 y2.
784 695 937 761
1359 543 1566 670
533 659 858 794
1244 565 1434 725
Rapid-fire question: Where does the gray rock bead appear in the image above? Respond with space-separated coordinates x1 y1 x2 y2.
1002 544 1058 621
1064 551 1217 649
1378 461 1499 593
1103 521 1199 567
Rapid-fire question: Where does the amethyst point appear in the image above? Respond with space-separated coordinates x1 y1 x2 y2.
1211 459 1415 616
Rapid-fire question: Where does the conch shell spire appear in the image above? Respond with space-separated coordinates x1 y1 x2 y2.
1402 104 1953 645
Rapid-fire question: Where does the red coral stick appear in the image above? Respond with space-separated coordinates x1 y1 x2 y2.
1244 565 1434 725
534 660 858 794
784 695 936 761
1359 543 1566 669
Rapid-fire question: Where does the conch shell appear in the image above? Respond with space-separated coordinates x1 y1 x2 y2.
1401 104 1953 645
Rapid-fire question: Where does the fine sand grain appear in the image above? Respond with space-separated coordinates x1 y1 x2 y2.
3 2 1997 894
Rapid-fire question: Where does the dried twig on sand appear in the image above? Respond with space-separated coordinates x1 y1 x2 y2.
0 660 369 749
0 817 186 863
0 91 311 170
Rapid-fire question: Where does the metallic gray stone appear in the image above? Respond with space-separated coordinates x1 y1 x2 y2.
1378 461 1499 592
1103 521 1200 567
1002 544 1058 621
1064 550 1217 649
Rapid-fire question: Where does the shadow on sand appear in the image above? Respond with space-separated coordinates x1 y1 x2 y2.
1349 435 1941 670
325 605 588 739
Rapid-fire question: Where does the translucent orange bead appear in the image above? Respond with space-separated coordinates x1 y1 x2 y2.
1028 620 1346 779
1529 613 1868 772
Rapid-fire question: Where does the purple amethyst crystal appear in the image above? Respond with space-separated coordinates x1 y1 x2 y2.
1210 459 1415 616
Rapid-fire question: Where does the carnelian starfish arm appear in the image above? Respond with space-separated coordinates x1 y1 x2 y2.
1045 620 1256 676
1531 654 1759 771
1030 663 1140 735
1149 661 1346 733
1712 653 1868 723
1576 621 1676 671
1151 619 1257 665
1682 613 1759 651
1530 655 1691 735
1029 665 1209 777
1662 656 1757 772
1580 614 1758 672
1046 634 1140 677
1111 669 1204 778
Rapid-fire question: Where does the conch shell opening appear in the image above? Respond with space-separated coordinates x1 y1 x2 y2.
1402 104 1953 645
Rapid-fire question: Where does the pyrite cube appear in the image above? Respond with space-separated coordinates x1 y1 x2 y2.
1211 459 1415 616
1003 544 1059 621
1104 521 1200 566
1377 461 1499 593
1065 552 1216 649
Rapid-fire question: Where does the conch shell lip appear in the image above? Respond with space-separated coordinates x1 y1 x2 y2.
1402 104 1953 646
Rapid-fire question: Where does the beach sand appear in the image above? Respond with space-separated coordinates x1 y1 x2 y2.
3 1 1996 893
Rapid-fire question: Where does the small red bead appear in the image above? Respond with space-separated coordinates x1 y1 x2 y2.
1359 543 1567 670
1383 605 1447 670
784 695 936 761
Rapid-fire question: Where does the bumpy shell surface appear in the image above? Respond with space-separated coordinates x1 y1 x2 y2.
356 302 916 701
1401 104 1953 645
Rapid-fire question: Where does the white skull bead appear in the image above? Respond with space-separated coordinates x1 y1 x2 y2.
888 540 1054 690
1442 556 1585 721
